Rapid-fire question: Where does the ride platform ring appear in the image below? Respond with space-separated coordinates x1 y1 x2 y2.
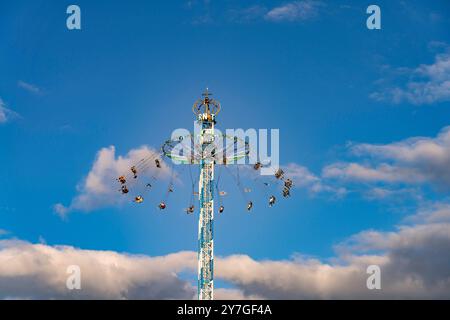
161 133 249 164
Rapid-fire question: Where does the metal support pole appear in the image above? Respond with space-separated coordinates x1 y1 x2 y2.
198 115 215 300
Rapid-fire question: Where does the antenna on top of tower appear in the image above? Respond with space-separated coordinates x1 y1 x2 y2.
202 87 211 97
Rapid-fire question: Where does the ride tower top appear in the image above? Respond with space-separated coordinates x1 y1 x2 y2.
192 88 221 123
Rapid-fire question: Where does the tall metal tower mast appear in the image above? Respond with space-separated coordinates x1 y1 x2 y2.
194 88 220 300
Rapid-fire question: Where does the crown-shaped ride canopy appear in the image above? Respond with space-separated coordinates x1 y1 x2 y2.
192 88 221 122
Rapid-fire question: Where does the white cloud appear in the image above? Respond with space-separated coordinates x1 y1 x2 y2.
337 224 450 293
0 98 19 124
371 51 450 105
406 202 450 224
1 203 450 299
363 187 422 201
0 238 263 300
265 1 323 22
323 162 426 183
285 163 346 196
0 107 6 124
216 253 380 299
323 126 450 190
285 163 320 186
0 239 261 300
0 240 196 299
214 288 263 300
55 145 171 217
218 210 450 299
17 81 42 95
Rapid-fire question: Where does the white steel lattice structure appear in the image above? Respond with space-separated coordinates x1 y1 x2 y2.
198 145 214 299
195 90 218 300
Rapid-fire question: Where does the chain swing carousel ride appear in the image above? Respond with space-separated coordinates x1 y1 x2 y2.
115 89 294 300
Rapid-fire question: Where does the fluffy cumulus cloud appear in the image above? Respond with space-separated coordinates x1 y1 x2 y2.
265 0 323 22
0 240 197 299
323 126 450 191
54 145 171 217
371 51 450 105
278 126 450 199
0 240 258 300
2 204 450 299
218 254 395 299
218 208 450 299
335 224 450 298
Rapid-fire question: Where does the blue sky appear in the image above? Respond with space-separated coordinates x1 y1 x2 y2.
1 1 450 299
